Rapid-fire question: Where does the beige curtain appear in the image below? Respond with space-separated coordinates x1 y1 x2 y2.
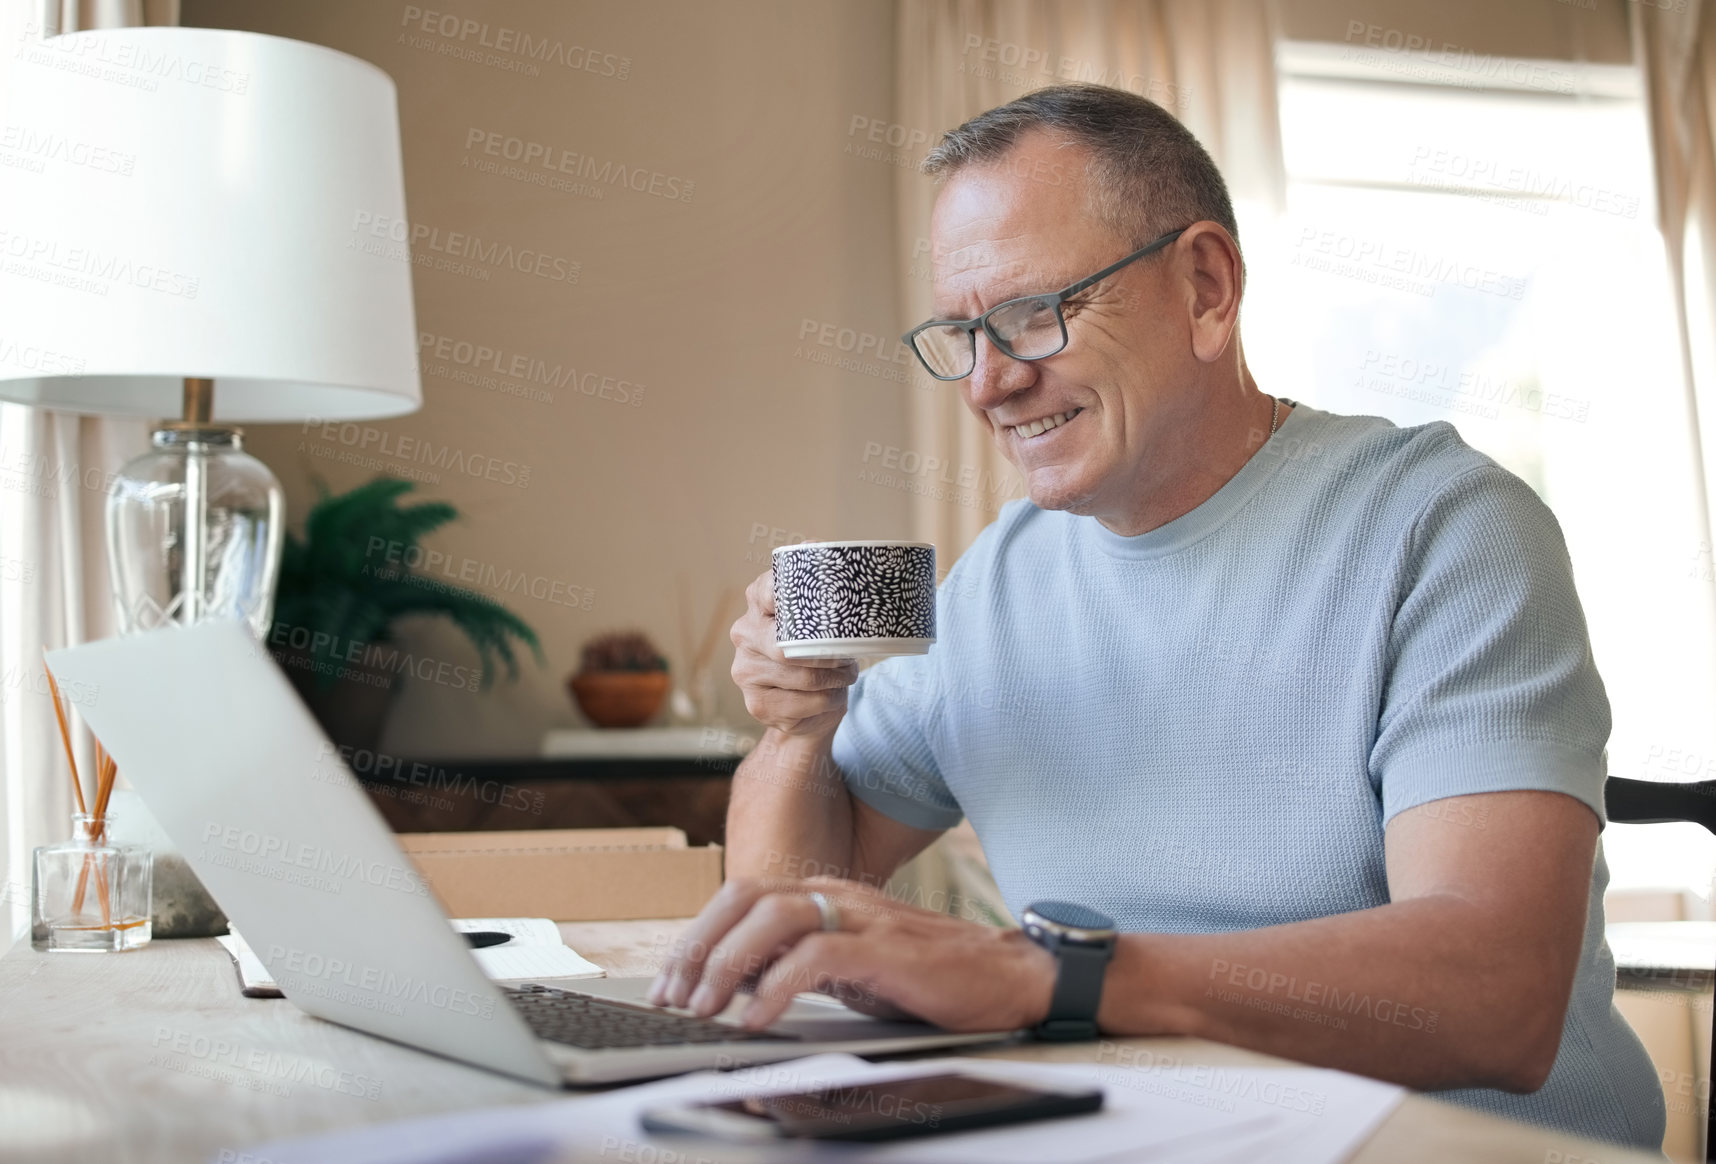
1634 0 1716 635
892 0 1287 555
0 0 168 940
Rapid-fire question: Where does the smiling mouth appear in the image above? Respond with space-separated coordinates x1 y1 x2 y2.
1006 408 1083 440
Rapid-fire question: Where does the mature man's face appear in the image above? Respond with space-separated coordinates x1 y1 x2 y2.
929 132 1196 518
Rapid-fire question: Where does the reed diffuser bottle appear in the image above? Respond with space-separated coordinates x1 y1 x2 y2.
33 666 152 953
32 813 152 952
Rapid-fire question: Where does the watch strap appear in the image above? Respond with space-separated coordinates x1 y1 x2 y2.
1036 936 1111 1041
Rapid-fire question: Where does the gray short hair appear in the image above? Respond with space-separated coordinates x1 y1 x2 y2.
921 84 1239 256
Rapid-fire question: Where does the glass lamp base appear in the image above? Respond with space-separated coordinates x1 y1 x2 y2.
107 424 284 639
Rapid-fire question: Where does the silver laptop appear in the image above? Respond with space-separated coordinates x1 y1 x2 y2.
46 619 1016 1086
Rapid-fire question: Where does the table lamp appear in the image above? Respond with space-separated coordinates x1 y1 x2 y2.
0 26 420 639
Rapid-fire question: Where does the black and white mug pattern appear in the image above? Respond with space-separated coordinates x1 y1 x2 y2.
773 542 936 644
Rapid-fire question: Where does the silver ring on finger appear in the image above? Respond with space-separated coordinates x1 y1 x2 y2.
807 891 841 933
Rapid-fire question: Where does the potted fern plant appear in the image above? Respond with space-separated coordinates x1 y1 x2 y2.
269 477 543 752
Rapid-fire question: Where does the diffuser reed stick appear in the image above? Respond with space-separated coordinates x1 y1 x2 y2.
43 662 85 817
44 659 119 926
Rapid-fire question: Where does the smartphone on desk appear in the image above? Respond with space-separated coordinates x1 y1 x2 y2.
639 1071 1103 1144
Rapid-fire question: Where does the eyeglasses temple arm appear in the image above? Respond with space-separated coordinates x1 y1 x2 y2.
1055 227 1188 300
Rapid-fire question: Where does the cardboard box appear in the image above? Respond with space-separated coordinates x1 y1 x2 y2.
397 827 723 921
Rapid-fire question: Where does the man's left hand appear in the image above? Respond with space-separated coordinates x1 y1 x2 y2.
646 875 1055 1032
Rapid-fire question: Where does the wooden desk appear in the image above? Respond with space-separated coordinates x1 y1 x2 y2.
0 921 1666 1164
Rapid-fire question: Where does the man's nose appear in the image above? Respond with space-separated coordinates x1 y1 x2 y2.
964 331 1035 411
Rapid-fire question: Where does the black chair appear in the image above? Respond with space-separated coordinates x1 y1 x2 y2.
1606 777 1716 1161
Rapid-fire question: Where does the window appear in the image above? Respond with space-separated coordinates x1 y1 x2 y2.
1243 46 1716 902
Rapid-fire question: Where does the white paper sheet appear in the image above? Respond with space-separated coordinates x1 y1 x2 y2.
450 917 566 945
471 944 604 982
449 917 603 980
218 918 602 994
235 1051 1404 1164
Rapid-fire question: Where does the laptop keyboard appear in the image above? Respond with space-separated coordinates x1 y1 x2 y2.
504 983 799 1050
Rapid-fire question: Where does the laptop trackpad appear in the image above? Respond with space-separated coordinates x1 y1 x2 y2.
564 976 944 1041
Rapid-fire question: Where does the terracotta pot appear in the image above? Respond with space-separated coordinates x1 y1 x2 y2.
568 670 671 728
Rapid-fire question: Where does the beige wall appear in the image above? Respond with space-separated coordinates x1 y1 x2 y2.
176 0 1636 760
180 0 911 756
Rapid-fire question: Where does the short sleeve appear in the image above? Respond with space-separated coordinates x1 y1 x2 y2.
1371 465 1610 827
831 628 963 832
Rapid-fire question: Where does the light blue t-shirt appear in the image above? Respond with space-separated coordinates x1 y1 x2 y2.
833 402 1665 1150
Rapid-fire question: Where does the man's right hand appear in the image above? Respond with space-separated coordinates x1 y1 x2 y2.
731 568 859 738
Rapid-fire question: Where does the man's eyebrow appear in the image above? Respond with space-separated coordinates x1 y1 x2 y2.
929 269 1091 320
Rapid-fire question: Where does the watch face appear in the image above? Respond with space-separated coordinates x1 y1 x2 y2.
1027 900 1115 933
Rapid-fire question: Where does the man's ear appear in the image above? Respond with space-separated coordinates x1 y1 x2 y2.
1181 223 1244 364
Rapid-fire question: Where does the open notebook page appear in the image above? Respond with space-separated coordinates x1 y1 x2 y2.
217 918 603 996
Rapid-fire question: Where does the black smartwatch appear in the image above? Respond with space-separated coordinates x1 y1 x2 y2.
1020 901 1117 1041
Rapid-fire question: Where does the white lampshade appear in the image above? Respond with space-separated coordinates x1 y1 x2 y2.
0 26 420 421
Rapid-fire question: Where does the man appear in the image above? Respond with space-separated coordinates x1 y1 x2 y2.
649 85 1664 1150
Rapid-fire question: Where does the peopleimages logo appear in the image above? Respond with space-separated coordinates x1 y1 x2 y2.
1292 227 1526 300
0 229 200 299
0 334 85 376
0 661 97 706
463 127 694 203
1405 146 1640 220
317 742 546 815
0 124 136 175
418 332 644 407
364 536 595 611
0 556 37 585
265 943 496 1020
297 418 532 489
349 212 581 284
199 821 433 898
268 621 487 695
1207 959 1439 1033
1355 349 1589 423
150 1026 384 1101
16 23 252 94
400 6 631 80
1095 1042 1328 1115
797 318 915 366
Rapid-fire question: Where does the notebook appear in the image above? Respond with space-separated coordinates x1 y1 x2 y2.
216 916 604 998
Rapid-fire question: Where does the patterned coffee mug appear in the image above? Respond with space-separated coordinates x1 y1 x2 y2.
771 541 936 659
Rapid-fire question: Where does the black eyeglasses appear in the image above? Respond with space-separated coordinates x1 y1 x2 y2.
902 227 1188 381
